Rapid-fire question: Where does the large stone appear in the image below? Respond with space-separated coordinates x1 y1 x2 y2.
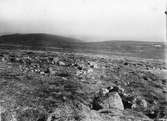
101 92 124 110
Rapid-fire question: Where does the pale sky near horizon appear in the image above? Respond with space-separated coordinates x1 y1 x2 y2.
0 0 166 42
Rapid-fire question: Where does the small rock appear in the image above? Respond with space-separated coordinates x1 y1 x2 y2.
40 71 45 75
1 110 17 121
1 57 6 63
132 96 148 111
17 108 46 121
52 57 59 64
0 105 6 121
108 86 119 93
99 88 109 96
58 61 66 66
155 118 167 121
77 66 83 70
76 70 82 76
44 67 55 75
88 61 98 68
47 102 104 121
48 67 56 75
87 68 93 73
47 103 75 121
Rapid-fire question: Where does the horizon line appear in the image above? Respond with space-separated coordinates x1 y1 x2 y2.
0 32 165 43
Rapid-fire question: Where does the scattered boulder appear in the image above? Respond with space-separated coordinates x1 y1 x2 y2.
77 66 83 70
87 68 93 73
52 57 59 64
47 102 103 121
108 86 119 93
17 108 46 121
155 118 167 121
121 95 134 109
56 72 70 77
42 67 56 75
47 67 56 75
1 110 17 121
82 110 103 121
40 71 45 75
74 63 84 71
0 50 166 120
132 96 148 111
47 102 79 121
100 88 109 96
1 57 7 63
76 70 83 76
0 105 6 121
88 61 98 68
58 61 66 66
123 62 129 66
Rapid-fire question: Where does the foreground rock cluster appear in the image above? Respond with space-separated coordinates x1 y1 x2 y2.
0 50 166 121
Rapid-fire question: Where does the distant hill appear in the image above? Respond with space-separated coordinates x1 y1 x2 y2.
0 33 83 49
0 33 165 59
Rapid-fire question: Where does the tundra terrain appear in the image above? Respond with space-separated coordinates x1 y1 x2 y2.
0 34 166 121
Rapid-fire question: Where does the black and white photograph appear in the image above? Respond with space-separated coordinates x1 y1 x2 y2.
0 0 167 121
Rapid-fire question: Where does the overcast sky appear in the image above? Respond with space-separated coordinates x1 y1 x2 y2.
0 0 166 42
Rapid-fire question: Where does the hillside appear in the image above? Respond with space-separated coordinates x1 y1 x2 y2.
0 33 165 59
0 33 83 49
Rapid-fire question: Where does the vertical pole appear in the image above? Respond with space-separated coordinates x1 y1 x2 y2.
165 8 167 70
165 9 167 69
165 8 167 120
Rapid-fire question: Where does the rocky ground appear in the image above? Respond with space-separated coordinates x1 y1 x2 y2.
0 49 166 121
